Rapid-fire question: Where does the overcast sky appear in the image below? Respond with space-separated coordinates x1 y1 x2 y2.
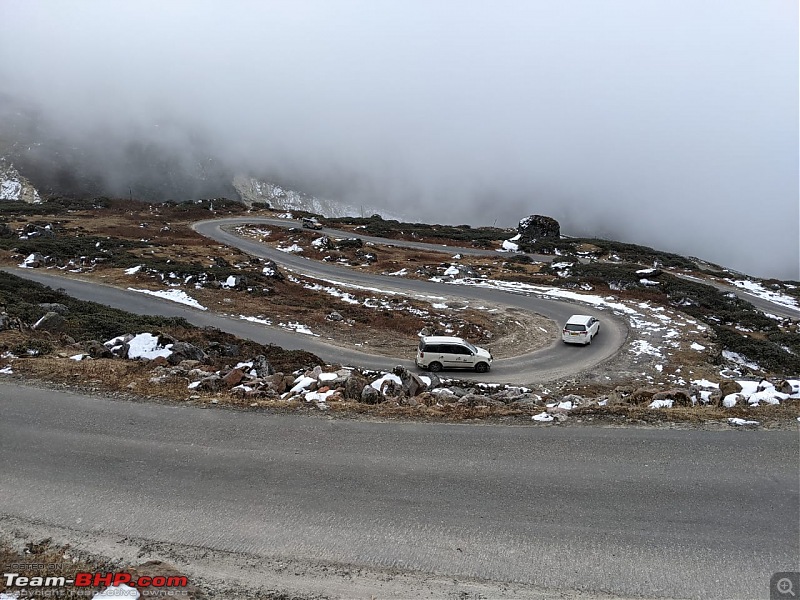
1 0 797 279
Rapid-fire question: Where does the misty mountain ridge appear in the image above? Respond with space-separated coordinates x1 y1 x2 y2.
232 174 401 219
0 113 395 220
0 115 789 280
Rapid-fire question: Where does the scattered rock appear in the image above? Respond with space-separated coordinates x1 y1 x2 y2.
32 311 66 332
167 341 206 365
84 340 113 359
222 368 245 387
38 303 69 315
344 373 367 400
198 375 223 391
251 355 274 377
148 356 170 368
335 237 364 250
719 380 743 397
360 384 381 404
393 365 428 397
651 388 693 407
629 388 660 405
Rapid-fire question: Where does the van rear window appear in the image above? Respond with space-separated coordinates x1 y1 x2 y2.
565 324 586 332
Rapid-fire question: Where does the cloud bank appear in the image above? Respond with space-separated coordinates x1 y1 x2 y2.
0 0 797 279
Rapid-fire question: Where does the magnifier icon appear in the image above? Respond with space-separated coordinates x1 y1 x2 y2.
778 578 796 597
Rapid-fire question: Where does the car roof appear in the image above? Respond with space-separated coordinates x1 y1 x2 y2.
420 336 468 344
565 314 594 324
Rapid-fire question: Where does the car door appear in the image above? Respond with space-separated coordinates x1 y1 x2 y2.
439 344 461 368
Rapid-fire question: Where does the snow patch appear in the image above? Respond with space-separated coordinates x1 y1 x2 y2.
128 288 207 311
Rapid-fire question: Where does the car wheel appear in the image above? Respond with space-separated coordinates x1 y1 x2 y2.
474 362 489 373
428 362 443 373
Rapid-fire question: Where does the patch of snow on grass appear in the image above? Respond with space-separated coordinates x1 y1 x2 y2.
726 279 800 310
722 350 761 371
722 394 739 408
690 342 706 351
278 244 303 253
500 240 519 252
124 265 142 275
649 399 673 409
727 418 760 426
532 412 554 422
280 322 318 336
630 340 663 358
239 315 271 325
128 288 207 310
126 333 173 360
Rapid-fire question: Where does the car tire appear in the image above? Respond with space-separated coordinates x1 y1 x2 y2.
474 362 489 373
428 362 443 373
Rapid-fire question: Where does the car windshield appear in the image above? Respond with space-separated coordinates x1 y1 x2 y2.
464 341 478 353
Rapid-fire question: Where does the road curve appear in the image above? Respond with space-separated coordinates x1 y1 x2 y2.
192 217 629 383
2 383 797 599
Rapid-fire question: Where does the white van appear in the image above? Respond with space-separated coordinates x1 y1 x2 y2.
562 314 600 345
415 336 493 373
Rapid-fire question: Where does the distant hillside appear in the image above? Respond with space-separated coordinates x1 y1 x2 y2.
0 160 41 203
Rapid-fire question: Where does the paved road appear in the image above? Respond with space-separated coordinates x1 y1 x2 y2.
191 218 630 383
203 216 800 320
1 383 797 599
4 241 628 385
674 273 800 320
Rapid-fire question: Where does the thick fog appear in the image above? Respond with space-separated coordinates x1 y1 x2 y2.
0 1 797 279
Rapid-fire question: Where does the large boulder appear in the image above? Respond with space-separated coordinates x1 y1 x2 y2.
344 373 368 400
360 384 382 404
719 380 743 397
517 215 560 243
251 355 274 377
38 303 69 315
32 311 66 332
393 365 428 397
84 340 113 359
167 341 207 365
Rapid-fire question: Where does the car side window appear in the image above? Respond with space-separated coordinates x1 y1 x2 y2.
425 344 440 353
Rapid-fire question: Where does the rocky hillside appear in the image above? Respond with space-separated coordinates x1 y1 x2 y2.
0 160 41 204
232 174 398 219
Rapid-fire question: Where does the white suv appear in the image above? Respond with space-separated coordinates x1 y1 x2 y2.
416 336 493 373
561 314 600 345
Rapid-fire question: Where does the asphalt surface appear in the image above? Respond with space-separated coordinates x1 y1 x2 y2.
192 217 629 383
4 226 629 385
2 383 798 599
